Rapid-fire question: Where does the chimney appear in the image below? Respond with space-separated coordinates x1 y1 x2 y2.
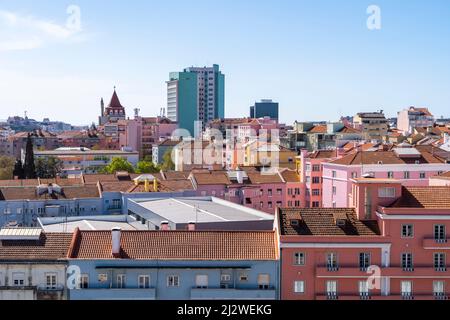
188 221 196 231
111 227 121 256
161 221 170 231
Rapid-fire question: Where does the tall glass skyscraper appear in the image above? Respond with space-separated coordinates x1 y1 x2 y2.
167 64 225 136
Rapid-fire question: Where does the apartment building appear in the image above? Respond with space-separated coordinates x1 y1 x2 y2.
322 145 450 207
279 179 450 300
67 228 279 300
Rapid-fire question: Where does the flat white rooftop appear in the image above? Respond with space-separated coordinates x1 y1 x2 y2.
132 196 274 224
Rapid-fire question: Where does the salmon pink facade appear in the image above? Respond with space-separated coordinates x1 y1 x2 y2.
278 179 450 300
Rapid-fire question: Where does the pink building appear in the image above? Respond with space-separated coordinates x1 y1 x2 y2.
322 145 450 208
278 179 450 300
120 116 178 159
298 150 338 208
189 168 294 214
397 106 435 135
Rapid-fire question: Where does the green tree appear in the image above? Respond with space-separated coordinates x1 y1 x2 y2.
35 156 64 179
135 160 160 174
102 157 135 174
23 133 36 179
0 156 15 180
161 150 175 171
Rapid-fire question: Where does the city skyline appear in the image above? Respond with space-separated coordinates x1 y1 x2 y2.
0 0 450 125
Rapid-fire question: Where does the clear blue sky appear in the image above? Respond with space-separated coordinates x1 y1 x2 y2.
0 0 449 125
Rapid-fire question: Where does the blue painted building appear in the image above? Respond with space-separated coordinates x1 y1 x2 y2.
67 229 279 300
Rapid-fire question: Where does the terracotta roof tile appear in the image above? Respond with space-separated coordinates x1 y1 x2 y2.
280 170 300 183
0 185 100 200
192 172 231 185
247 172 283 184
308 125 327 133
278 208 380 236
0 233 72 261
390 186 450 208
68 230 278 260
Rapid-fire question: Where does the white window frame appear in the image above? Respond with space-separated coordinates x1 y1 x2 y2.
294 252 306 266
12 272 25 287
401 281 412 296
378 187 396 198
294 280 305 294
138 275 150 289
401 224 414 238
79 274 89 289
45 273 57 290
167 275 180 287
117 274 126 289
433 281 445 296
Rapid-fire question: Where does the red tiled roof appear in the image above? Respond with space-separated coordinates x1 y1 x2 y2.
308 150 336 159
0 185 100 201
389 186 450 208
108 89 124 109
0 233 72 261
308 125 327 133
280 170 300 183
192 172 231 185
278 208 380 236
68 230 278 260
330 150 445 165
247 172 283 184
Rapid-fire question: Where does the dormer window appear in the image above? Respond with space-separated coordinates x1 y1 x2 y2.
336 219 346 227
290 219 301 226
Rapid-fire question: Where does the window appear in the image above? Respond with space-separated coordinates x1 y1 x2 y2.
312 189 320 196
401 224 414 238
195 275 208 289
45 273 57 290
435 225 446 242
378 187 396 198
359 253 371 271
312 164 321 172
332 171 337 178
312 177 321 184
268 189 272 197
294 252 306 266
295 188 301 195
239 273 248 282
221 274 231 282
276 201 283 207
268 202 273 209
79 274 89 289
277 189 282 195
117 274 126 289
434 253 446 271
312 201 320 208
12 272 25 286
167 275 179 287
139 275 150 289
404 171 410 179
327 253 338 271
434 281 445 297
326 280 338 297
98 274 108 282
387 171 394 179
402 253 414 271
359 281 370 296
294 281 305 293
257 274 270 290
420 172 426 179
351 172 358 179
401 281 412 297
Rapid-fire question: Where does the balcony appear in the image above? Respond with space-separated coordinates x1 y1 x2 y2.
190 288 276 300
422 238 450 249
316 266 369 277
69 288 156 300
